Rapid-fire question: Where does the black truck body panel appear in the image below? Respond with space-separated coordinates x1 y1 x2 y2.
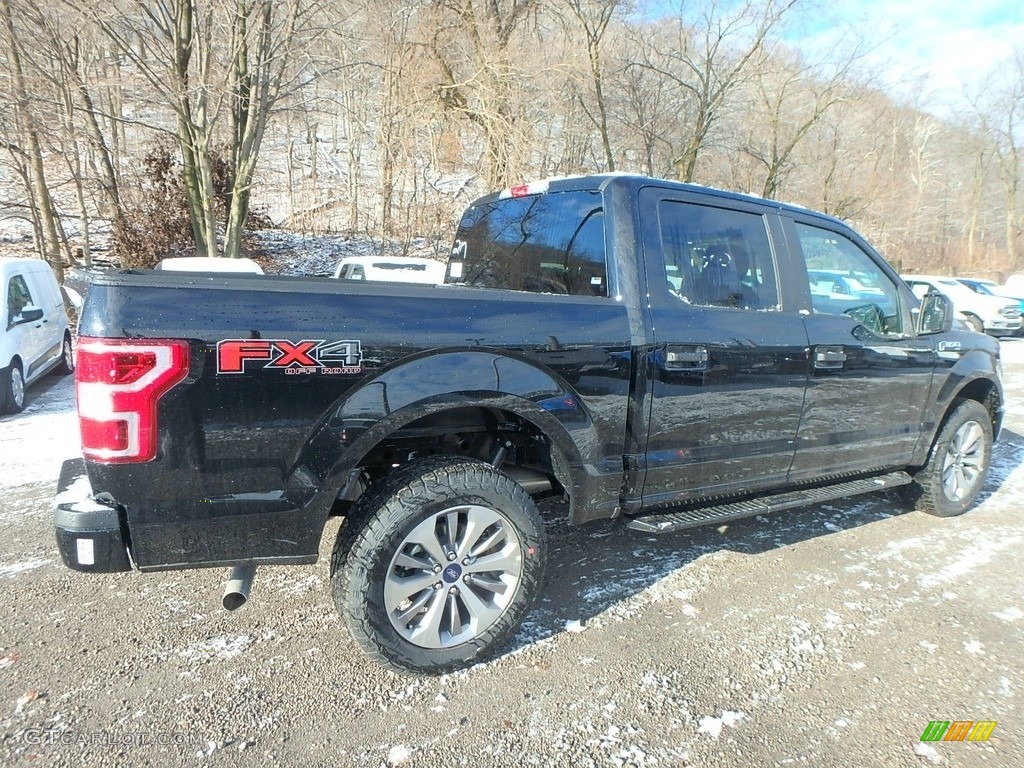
56 174 1003 573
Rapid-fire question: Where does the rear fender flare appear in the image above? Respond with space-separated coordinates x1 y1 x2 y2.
294 350 602 503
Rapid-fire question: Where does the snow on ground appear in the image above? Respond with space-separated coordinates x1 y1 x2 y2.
0 376 77 492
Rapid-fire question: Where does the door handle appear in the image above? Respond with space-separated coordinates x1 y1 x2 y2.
664 345 708 370
813 345 847 370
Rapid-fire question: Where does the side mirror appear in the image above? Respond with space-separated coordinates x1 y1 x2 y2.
915 292 954 335
15 306 45 324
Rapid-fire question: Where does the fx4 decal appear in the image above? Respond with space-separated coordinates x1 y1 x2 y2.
217 339 363 376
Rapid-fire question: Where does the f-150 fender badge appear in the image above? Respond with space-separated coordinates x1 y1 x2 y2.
216 339 363 375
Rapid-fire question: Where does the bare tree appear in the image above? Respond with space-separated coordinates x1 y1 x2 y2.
0 0 65 275
563 0 619 171
989 51 1023 268
91 0 316 258
425 0 538 189
740 48 853 199
632 0 798 182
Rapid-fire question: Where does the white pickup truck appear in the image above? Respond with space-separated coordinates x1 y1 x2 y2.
902 274 1022 336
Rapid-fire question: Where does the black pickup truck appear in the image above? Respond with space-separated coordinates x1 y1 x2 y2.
55 174 1002 673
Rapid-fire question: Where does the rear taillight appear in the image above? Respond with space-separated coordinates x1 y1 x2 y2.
76 338 190 463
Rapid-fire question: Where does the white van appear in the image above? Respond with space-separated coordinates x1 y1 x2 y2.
1 258 73 413
332 256 446 285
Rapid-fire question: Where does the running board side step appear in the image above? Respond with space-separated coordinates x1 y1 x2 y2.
626 471 913 534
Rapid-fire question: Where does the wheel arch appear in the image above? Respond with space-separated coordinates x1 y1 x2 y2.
913 369 1002 467
293 350 616 525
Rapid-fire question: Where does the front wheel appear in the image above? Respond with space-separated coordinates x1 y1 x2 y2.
908 399 993 517
1 361 25 415
331 456 547 674
962 313 984 334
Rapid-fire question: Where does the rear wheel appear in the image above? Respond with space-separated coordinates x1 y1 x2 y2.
331 456 546 674
1 361 25 415
54 332 74 375
908 399 992 517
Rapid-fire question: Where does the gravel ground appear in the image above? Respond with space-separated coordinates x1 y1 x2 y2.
1 344 1022 768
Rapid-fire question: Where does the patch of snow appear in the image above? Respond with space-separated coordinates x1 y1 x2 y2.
913 742 942 764
697 710 745 740
0 377 78 491
53 475 90 504
963 640 984 656
993 606 1023 622
823 609 843 630
387 745 412 766
179 635 251 662
918 534 1023 588
0 559 51 578
69 499 112 513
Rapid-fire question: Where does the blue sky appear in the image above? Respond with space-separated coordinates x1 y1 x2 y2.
787 0 1024 113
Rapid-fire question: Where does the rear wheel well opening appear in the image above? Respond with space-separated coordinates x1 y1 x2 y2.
333 407 572 515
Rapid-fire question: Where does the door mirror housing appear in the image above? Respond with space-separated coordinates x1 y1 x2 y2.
915 292 954 335
15 306 44 324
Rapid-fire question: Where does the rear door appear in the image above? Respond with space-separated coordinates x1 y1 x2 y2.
24 266 65 370
637 187 809 506
784 217 936 478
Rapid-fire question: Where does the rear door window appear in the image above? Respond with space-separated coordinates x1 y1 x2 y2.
449 190 607 296
656 201 781 310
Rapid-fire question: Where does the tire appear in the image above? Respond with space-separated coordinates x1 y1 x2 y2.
54 332 74 376
331 455 547 674
908 399 992 517
1 360 26 415
962 313 984 334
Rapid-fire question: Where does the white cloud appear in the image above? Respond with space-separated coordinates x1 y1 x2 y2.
785 0 1024 114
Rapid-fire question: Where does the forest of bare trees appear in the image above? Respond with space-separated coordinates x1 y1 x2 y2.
1 0 1022 278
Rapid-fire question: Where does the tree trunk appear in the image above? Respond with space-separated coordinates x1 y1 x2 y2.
1 0 64 279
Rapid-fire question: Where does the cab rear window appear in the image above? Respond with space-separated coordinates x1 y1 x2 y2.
448 190 607 296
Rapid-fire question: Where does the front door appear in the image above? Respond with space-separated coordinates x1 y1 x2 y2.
785 218 936 478
5 273 47 373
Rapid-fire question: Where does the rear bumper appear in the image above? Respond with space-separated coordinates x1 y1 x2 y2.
54 458 133 573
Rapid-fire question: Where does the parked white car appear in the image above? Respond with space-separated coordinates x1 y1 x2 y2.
1 258 73 413
958 278 1024 311
154 256 264 274
333 256 446 285
902 274 1022 336
1005 274 1024 296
